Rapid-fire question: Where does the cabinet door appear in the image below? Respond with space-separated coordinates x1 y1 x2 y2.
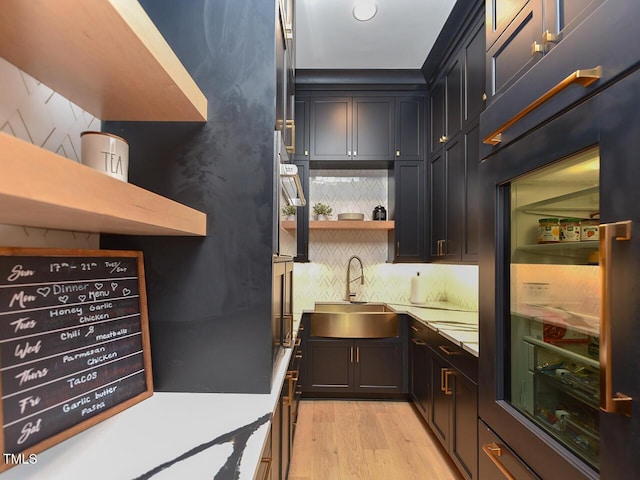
305 339 353 392
394 161 425 262
462 123 479 262
429 136 463 260
410 328 431 422
451 372 478 480
429 76 445 155
445 56 463 142
275 4 287 134
354 340 403 393
353 96 394 161
293 160 309 262
486 0 529 49
430 353 452 449
429 149 446 258
395 96 425 161
464 20 486 125
478 420 540 479
293 97 309 160
486 1 543 101
542 0 603 55
309 97 352 161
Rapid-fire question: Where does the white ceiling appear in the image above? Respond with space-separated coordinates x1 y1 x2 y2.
295 0 457 70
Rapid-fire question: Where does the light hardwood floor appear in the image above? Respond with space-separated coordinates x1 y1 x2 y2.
289 400 464 480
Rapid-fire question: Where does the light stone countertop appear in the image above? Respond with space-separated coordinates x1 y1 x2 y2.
1 317 302 480
386 302 479 356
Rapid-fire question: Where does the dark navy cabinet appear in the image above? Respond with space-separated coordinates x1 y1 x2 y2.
425 8 484 264
308 95 395 165
390 160 426 262
395 95 425 161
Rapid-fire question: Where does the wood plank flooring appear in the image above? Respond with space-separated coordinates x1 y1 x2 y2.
289 400 464 480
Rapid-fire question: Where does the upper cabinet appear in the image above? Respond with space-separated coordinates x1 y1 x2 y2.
0 0 207 121
308 95 395 166
426 10 484 264
482 0 640 148
395 96 425 161
0 0 208 236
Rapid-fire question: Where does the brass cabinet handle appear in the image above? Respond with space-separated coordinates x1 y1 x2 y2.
396 150 401 157
481 443 516 480
600 221 633 416
285 119 295 154
438 345 461 356
443 369 454 395
410 325 419 332
356 346 360 363
304 149 309 156
440 368 446 392
283 314 294 347
350 346 354 363
294 337 301 347
542 30 561 46
295 351 303 359
259 457 272 480
412 338 427 346
353 150 357 157
483 66 602 145
531 41 544 55
439 135 448 143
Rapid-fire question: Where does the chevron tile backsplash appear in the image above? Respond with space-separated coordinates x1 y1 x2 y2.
0 57 99 249
293 169 479 312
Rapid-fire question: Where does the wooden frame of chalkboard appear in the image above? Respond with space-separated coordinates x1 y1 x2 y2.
0 247 153 471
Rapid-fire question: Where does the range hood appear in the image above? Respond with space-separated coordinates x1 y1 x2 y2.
280 163 306 207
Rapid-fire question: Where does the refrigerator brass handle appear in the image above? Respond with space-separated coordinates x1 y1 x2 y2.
285 119 295 154
438 345 460 356
600 220 633 416
259 457 272 480
444 369 454 395
412 338 427 346
481 443 515 480
483 66 602 145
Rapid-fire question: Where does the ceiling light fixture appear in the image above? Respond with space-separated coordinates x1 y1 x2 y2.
353 0 377 22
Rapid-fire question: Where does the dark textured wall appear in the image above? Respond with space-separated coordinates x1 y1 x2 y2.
102 0 277 393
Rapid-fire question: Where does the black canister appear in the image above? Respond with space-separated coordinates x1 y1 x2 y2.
373 205 387 221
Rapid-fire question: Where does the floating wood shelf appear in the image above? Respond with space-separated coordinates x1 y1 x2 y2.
0 133 207 236
0 0 207 121
282 220 395 231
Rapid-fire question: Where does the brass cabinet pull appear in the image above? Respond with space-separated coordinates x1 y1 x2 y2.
600 221 633 416
438 345 461 356
412 338 427 346
295 351 303 359
350 346 354 363
294 337 301 347
283 314 294 347
531 41 544 55
353 150 357 156
481 443 516 480
443 369 454 395
259 457 272 480
396 150 401 157
304 149 309 156
440 368 448 392
542 30 561 46
285 119 295 154
410 325 419 332
483 66 602 145
356 346 360 363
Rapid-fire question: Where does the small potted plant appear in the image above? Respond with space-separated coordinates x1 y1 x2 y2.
281 204 297 221
312 202 333 220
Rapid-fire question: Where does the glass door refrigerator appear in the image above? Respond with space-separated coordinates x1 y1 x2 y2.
478 69 640 479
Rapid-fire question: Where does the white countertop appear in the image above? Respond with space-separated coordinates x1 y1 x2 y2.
386 302 479 356
1 318 302 480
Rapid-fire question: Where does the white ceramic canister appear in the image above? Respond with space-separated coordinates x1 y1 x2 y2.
81 131 129 181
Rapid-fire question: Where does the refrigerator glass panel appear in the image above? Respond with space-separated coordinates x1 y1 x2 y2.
508 147 600 470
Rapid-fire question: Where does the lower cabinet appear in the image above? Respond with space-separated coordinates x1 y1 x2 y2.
478 420 540 480
304 337 405 395
264 337 302 480
410 318 478 480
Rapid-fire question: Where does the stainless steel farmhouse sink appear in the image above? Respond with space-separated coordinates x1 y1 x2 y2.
311 302 398 338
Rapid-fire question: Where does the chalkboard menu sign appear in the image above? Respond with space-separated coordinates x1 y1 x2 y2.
0 248 153 471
